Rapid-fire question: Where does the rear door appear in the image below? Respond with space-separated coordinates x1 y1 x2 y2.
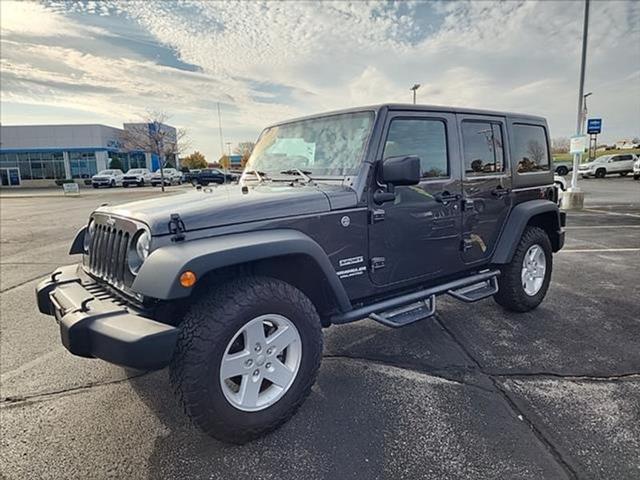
368 110 464 286
458 115 512 265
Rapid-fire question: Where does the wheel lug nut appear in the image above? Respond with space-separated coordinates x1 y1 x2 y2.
253 369 259 376
266 362 271 369
267 348 274 355
245 359 253 367
255 344 262 352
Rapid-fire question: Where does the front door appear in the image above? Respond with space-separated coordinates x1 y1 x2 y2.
458 115 512 264
368 111 463 287
0 168 21 187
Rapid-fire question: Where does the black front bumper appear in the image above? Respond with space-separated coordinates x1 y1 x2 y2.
36 265 178 370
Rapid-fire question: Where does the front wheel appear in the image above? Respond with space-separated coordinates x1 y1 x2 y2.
595 168 606 178
494 226 552 312
170 276 323 444
634 174 639 181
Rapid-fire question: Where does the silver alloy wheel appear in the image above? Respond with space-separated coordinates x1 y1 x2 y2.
521 244 546 296
219 314 302 412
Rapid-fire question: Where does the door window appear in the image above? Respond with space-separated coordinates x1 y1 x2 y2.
512 124 550 173
383 118 448 178
461 121 505 176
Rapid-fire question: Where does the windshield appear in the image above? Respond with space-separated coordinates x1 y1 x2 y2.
594 156 610 163
98 170 114 175
128 169 144 174
245 111 374 177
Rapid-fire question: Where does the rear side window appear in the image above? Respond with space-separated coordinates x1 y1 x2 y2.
512 124 550 173
383 118 449 178
461 121 505 176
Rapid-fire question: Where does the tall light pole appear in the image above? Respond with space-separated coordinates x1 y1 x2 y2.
410 84 421 104
566 0 590 209
582 92 592 132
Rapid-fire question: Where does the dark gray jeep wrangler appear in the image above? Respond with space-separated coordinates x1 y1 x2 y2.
36 104 565 443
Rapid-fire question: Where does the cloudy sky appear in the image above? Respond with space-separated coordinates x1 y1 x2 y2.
1 0 639 160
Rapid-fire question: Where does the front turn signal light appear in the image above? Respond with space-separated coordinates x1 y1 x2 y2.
179 271 197 288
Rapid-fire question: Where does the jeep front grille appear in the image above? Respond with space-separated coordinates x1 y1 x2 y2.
85 214 142 290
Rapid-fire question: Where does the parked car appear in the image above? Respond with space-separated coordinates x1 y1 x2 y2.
553 161 573 176
194 168 239 186
37 104 565 444
182 169 201 184
122 168 153 187
554 175 566 206
150 168 182 186
91 169 124 188
633 157 640 180
578 153 637 178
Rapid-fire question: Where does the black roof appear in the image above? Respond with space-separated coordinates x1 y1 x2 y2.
270 103 546 127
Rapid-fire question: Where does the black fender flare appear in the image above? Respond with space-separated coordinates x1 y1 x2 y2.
492 200 564 264
69 226 87 255
131 229 353 312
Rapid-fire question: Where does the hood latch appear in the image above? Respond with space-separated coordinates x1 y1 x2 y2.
168 213 186 242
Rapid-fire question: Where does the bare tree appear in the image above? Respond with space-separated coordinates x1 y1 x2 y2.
527 139 546 164
551 137 570 154
122 111 188 192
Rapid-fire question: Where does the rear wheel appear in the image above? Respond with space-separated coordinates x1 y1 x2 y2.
139 179 145 187
634 174 639 181
595 168 606 178
494 226 552 312
619 172 628 177
110 179 115 187
170 276 323 444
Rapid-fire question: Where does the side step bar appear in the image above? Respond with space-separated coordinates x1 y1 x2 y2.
330 270 500 328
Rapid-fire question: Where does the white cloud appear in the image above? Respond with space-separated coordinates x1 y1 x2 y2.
1 0 639 159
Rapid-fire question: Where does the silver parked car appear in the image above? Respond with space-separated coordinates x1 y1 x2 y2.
91 169 124 188
150 168 182 186
578 153 638 178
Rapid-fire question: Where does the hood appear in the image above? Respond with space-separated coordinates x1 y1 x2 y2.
95 182 357 235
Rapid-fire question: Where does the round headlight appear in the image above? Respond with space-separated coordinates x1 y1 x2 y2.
84 220 96 253
128 229 151 274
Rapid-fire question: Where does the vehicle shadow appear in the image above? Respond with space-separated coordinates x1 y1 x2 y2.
128 360 387 480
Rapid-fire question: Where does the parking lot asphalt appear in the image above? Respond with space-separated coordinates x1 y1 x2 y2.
1 178 639 479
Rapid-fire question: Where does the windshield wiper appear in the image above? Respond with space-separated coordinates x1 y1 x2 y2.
279 168 314 185
244 170 267 183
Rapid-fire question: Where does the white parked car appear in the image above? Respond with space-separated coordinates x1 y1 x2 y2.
91 169 124 188
578 153 637 178
633 157 640 181
554 174 566 206
150 168 182 186
122 168 153 187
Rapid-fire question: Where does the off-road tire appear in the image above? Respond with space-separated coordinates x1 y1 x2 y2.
170 276 323 444
494 226 552 312
595 168 606 178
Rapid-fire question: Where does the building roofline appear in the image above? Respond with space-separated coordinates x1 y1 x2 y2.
0 123 124 130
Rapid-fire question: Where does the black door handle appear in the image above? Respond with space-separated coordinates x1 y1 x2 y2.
491 186 511 198
434 191 461 203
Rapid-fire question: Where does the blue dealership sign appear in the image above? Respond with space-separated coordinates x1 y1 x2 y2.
587 118 602 134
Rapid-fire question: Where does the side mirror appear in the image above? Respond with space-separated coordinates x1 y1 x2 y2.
381 155 421 186
374 155 421 204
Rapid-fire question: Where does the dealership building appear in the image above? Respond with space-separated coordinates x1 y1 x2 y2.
0 123 177 188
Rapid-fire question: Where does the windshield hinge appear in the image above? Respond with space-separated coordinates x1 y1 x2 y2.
168 213 186 242
369 209 385 223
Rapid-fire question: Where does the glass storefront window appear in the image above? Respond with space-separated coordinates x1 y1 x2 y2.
69 151 97 178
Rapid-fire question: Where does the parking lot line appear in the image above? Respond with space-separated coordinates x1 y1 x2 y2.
564 225 640 229
583 209 640 218
559 248 640 253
